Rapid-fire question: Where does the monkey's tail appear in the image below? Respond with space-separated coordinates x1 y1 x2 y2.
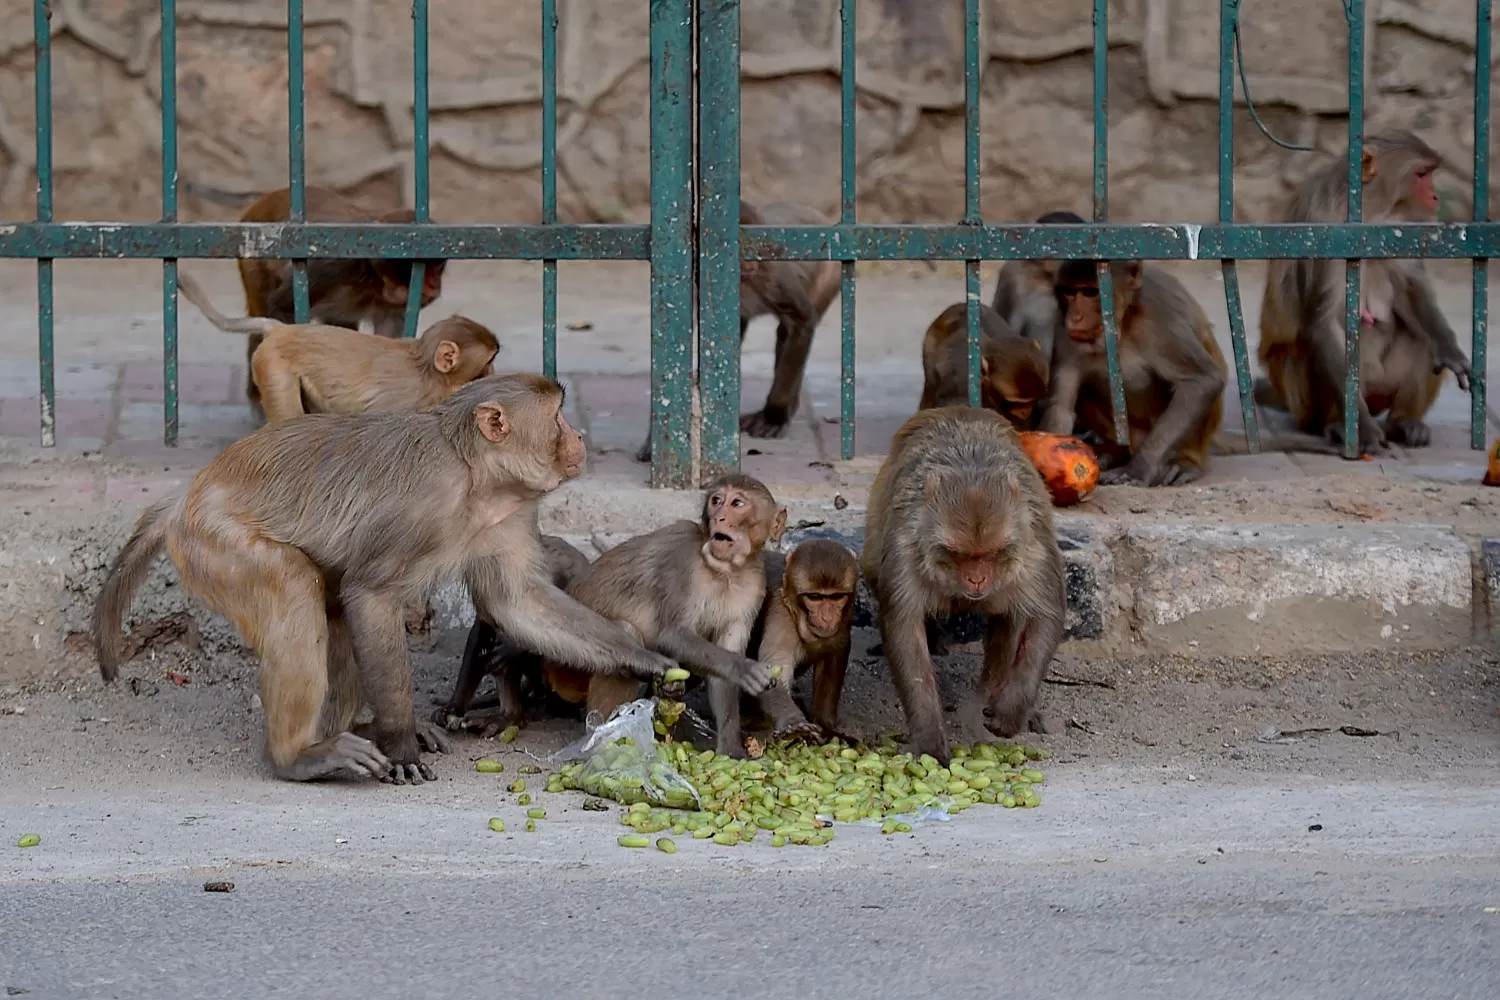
93 498 176 682
176 271 282 336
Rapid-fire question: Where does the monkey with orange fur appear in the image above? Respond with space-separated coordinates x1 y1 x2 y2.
235 186 448 415
92 375 684 785
1256 131 1471 453
178 272 497 425
919 302 1049 428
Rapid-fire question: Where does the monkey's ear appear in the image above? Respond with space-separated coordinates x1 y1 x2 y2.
1027 339 1040 352
769 506 788 543
434 340 461 373
979 356 991 377
1120 260 1144 290
475 402 510 443
1361 147 1378 184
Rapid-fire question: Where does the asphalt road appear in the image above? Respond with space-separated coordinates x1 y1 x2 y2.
3 767 1498 1000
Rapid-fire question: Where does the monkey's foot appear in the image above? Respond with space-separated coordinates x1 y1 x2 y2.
1384 417 1431 448
381 760 437 785
717 738 750 760
415 720 454 755
276 732 391 782
739 409 791 439
767 717 824 745
1100 461 1203 488
1323 421 1388 456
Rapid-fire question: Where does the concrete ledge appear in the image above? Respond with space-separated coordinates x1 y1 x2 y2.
3 471 1496 684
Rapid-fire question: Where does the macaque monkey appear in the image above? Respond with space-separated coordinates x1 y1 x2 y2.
177 272 497 425
437 533 594 735
1256 131 1471 452
919 302 1049 428
236 186 448 413
542 475 785 757
991 210 1087 360
862 406 1066 765
92 375 682 785
743 539 859 742
1041 259 1228 486
636 201 840 461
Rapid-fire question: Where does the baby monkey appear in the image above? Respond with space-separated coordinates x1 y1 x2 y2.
178 272 498 425
736 539 860 746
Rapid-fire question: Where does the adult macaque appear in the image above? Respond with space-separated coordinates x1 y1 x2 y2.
92 375 679 785
437 533 594 736
743 539 859 741
919 301 1049 428
542 475 784 757
1256 131 1471 452
1040 259 1228 486
991 209 1086 360
862 407 1066 765
237 186 448 413
636 201 839 461
177 272 497 425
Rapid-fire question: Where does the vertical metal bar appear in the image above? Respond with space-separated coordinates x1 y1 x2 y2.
287 0 309 321
1472 0 1491 449
1217 0 1257 452
33 0 54 448
839 0 857 460
161 0 179 446
1093 0 1128 446
648 0 695 488
540 0 559 378
963 0 982 407
697 0 741 481
403 0 430 339
1342 0 1365 458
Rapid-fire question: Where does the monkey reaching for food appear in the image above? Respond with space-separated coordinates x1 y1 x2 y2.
991 210 1087 361
235 186 448 415
1256 130 1471 452
862 406 1066 766
177 272 497 426
741 539 860 742
1040 259 1228 486
636 201 840 461
437 532 594 736
539 475 783 757
919 301 1049 428
92 375 677 785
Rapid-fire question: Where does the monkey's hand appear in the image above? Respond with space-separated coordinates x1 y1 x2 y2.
1100 457 1202 488
740 408 791 439
624 647 675 680
415 719 454 755
733 657 775 695
1433 349 1472 392
1324 417 1388 456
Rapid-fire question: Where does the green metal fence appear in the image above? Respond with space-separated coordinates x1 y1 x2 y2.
3 0 1496 488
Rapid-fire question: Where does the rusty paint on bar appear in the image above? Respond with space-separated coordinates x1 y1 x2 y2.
287 0 309 322
33 0 55 448
839 0 857 460
1472 0 1491 450
1217 0 1257 452
1093 0 1128 446
1341 0 1366 459
541 0 559 379
161 0 179 446
403 0 430 340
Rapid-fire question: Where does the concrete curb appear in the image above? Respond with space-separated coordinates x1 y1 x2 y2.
2 478 1495 684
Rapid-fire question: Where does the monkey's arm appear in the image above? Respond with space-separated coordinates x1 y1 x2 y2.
879 600 950 764
1038 347 1083 436
465 546 677 682
1393 270 1472 389
1111 322 1227 485
1306 296 1387 452
654 625 772 695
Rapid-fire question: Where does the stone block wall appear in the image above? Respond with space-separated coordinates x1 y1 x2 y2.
0 0 1493 225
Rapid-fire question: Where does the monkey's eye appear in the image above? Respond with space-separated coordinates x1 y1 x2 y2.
731 497 744 507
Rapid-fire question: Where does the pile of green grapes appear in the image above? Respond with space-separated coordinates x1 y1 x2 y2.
549 733 1050 849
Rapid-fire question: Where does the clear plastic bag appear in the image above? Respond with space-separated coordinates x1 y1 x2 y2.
549 698 702 809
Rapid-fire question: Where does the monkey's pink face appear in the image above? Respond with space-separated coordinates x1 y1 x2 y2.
705 487 757 564
949 552 999 601
798 591 852 639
